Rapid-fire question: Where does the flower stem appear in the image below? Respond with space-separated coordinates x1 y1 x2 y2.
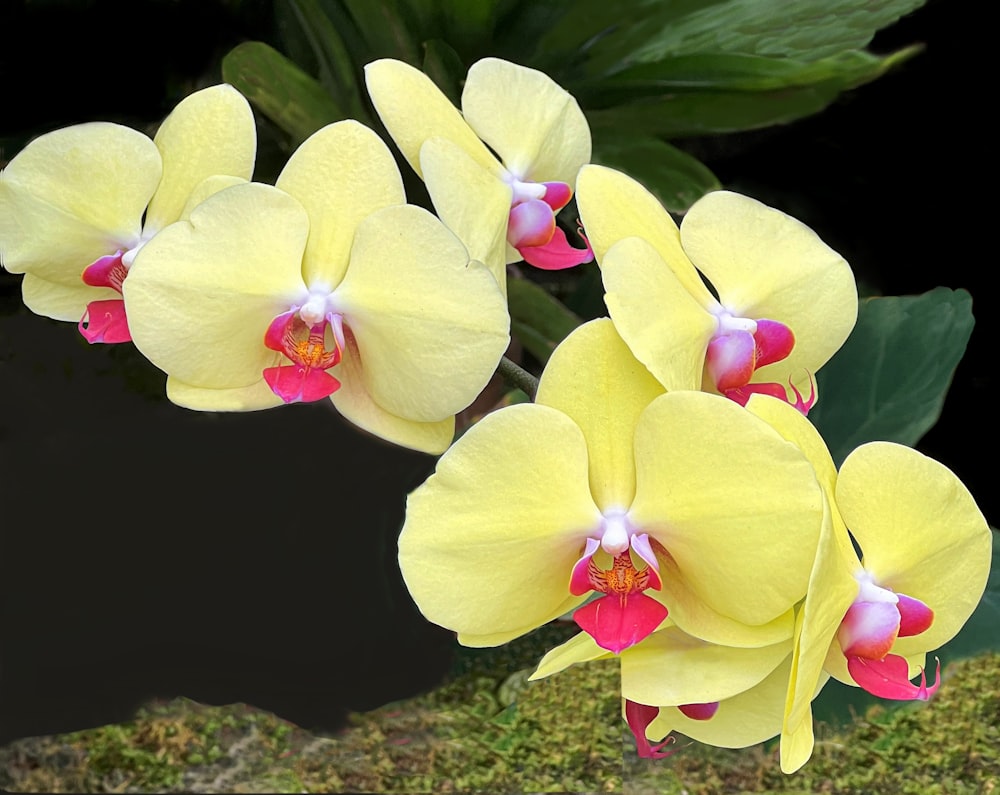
497 355 539 400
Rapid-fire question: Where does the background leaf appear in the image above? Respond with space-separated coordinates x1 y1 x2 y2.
809 287 975 466
506 277 584 364
591 136 721 212
221 41 345 146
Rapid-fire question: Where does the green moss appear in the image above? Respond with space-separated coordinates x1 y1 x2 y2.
2 631 999 793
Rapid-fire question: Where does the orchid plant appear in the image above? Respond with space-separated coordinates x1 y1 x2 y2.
0 0 991 783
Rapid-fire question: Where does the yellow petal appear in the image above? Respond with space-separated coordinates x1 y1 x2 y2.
166 375 284 412
397 403 602 642
529 630 616 680
536 318 665 511
462 58 590 183
575 165 711 302
420 136 512 292
680 190 858 384
601 236 717 392
145 84 257 233
179 175 248 220
1 122 159 279
836 441 992 652
651 552 796 648
649 656 805 750
332 204 509 422
621 625 792 707
20 273 118 322
330 328 456 454
364 59 497 179
124 183 309 390
276 120 405 288
743 393 860 771
630 391 823 628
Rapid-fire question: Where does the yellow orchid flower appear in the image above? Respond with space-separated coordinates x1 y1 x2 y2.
575 165 858 412
0 84 256 343
122 120 510 455
364 57 594 291
398 318 824 653
745 395 992 773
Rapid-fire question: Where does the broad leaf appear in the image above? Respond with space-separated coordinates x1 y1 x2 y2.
507 277 584 363
221 42 345 146
810 288 975 466
591 136 720 213
541 0 928 78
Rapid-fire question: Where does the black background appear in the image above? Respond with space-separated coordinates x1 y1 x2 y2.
0 0 994 745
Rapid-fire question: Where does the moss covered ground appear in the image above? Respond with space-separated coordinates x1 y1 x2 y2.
1 623 998 793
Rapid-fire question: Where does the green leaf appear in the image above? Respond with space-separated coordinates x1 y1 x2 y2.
221 41 345 146
341 0 423 64
421 38 467 106
584 46 918 137
591 136 720 213
809 287 975 467
507 277 585 364
550 0 928 78
282 0 367 121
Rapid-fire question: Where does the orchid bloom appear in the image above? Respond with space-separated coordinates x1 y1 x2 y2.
575 165 858 412
397 318 824 654
122 120 510 454
530 620 802 757
0 84 256 343
744 395 992 773
364 57 594 291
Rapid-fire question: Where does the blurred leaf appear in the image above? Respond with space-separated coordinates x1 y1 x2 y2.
222 41 345 145
591 136 720 213
809 288 975 467
507 277 584 363
421 38 467 105
342 0 423 63
585 46 918 137
283 0 367 120
540 0 927 78
572 49 918 106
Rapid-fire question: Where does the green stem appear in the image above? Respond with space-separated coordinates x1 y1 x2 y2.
496 356 539 400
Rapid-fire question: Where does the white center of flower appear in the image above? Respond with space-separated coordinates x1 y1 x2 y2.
121 229 157 269
599 507 634 556
854 569 899 604
713 308 758 335
299 286 335 326
501 170 546 205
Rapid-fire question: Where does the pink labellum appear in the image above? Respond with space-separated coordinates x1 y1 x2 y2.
79 299 131 344
678 701 720 721
752 319 795 368
508 199 555 248
517 225 594 270
896 593 934 638
569 538 601 596
263 364 341 404
847 653 941 701
573 591 668 654
837 600 900 660
707 330 756 391
81 250 128 292
263 310 343 404
725 374 817 415
540 181 573 212
625 700 678 759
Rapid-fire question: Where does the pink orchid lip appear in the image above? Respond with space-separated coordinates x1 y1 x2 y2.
505 178 593 270
78 250 132 344
837 574 938 701
263 309 343 404
569 515 668 654
625 700 677 759
677 701 720 721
